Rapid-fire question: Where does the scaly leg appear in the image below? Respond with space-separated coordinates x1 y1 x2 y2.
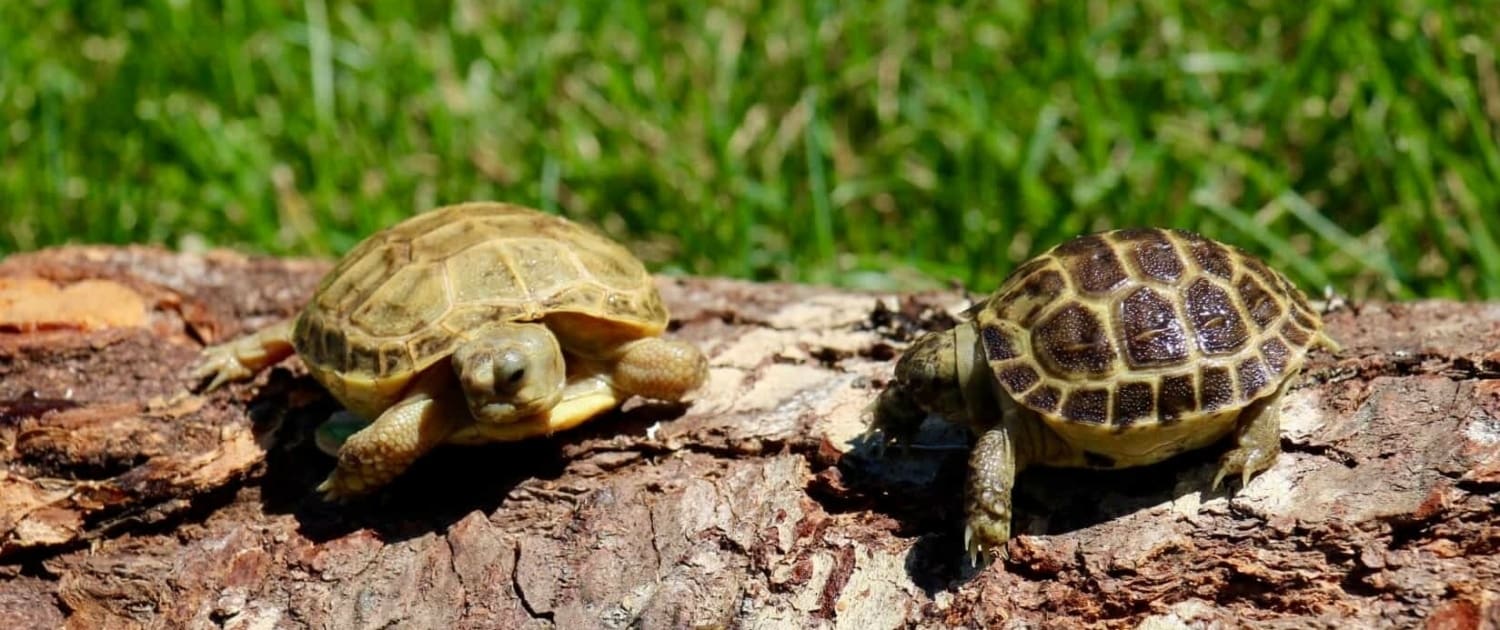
963 400 1081 566
315 369 468 501
964 423 1019 567
188 319 296 391
611 337 709 401
1316 330 1342 354
1213 379 1287 490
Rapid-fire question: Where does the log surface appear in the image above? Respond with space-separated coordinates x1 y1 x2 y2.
1 245 1498 629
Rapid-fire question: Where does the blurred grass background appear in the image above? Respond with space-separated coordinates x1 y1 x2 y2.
3 0 1499 300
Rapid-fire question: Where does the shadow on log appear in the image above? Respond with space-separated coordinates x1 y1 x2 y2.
1 245 1498 628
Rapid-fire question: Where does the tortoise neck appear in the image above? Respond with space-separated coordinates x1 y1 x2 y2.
953 322 999 427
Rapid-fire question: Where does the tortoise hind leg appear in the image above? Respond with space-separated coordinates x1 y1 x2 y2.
1317 330 1342 354
315 369 469 501
188 319 296 391
1212 378 1288 490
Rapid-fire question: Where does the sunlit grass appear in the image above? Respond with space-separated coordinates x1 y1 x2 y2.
3 1 1499 299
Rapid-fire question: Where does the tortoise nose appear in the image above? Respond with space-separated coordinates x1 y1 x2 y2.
494 349 528 388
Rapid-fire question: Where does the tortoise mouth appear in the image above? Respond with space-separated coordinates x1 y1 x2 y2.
476 402 516 421
473 389 562 425
891 327 970 424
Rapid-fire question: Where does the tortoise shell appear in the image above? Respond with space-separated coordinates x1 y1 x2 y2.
974 228 1326 432
291 201 668 417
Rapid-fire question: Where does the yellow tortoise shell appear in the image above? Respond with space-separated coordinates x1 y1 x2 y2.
291 202 668 417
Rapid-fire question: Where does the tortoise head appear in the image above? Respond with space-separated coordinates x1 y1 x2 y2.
871 323 986 438
451 322 567 424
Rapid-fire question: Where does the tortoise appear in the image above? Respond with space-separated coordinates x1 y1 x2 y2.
190 201 709 500
869 227 1338 564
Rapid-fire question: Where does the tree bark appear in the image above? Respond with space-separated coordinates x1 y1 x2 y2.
0 245 1497 629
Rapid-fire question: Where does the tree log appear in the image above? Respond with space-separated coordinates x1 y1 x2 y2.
1 245 1497 629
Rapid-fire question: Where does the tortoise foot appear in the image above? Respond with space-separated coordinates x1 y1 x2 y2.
186 319 295 391
963 514 1011 568
187 346 258 392
1212 440 1280 491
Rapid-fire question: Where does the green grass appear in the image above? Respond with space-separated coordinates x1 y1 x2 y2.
4 1 1500 299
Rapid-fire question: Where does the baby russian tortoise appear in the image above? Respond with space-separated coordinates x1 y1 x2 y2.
870 228 1338 564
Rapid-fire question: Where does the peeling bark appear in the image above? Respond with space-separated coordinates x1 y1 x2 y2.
0 245 1497 629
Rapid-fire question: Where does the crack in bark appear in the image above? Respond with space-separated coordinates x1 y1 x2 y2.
1308 351 1500 386
693 307 888 335
815 545 857 620
443 534 470 622
570 438 823 478
646 498 663 576
1281 438 1358 467
510 542 553 624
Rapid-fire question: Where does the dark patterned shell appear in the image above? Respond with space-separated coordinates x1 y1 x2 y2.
975 228 1326 428
291 202 667 412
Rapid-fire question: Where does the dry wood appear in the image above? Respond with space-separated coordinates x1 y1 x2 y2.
0 245 1497 629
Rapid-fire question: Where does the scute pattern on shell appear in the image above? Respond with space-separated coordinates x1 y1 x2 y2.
293 202 668 381
977 228 1325 428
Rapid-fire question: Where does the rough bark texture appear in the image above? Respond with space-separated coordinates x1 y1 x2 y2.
1 245 1498 629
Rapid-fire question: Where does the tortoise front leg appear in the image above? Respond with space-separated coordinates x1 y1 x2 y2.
964 402 1080 566
610 337 708 401
315 369 468 501
188 319 297 391
964 423 1020 566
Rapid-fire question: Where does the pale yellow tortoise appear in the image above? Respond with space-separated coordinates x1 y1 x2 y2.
871 228 1339 565
190 202 708 499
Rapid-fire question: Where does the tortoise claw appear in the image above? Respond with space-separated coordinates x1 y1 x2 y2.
315 471 363 504
186 347 255 392
964 526 981 567
1212 444 1276 491
963 524 1007 568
